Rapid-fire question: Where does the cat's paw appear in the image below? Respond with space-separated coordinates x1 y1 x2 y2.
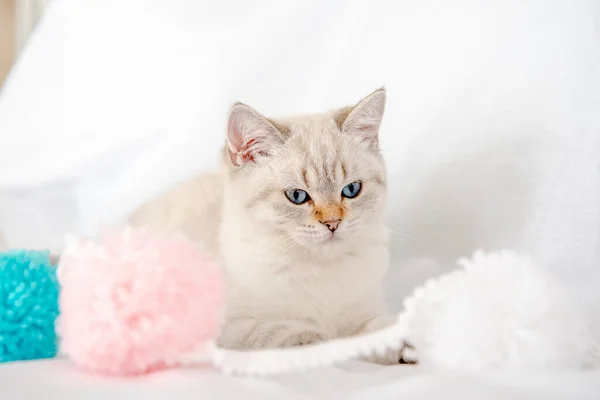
279 330 326 347
218 318 327 350
360 348 402 365
354 314 404 365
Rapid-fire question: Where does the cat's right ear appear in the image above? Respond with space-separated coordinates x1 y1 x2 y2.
226 103 284 167
337 88 386 149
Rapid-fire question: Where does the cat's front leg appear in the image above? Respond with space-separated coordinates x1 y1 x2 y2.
354 314 403 365
217 318 327 350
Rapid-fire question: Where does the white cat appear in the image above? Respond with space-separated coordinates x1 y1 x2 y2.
131 88 399 363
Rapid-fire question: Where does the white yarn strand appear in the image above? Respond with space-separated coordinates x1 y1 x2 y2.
181 250 595 376
209 312 409 376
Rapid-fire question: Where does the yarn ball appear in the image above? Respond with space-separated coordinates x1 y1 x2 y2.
58 228 224 375
404 250 592 371
0 250 60 363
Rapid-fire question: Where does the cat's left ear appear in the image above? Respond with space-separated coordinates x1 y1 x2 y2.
337 87 386 148
226 103 286 167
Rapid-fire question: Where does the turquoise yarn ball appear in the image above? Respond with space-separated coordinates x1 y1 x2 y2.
0 250 60 363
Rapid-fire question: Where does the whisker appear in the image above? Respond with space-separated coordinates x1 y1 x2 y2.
280 239 299 255
341 220 425 251
387 228 425 250
272 234 295 246
271 235 298 253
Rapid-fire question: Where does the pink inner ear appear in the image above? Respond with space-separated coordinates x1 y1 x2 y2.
227 119 245 166
227 105 280 166
228 137 267 166
240 138 268 163
228 146 240 166
356 122 377 132
227 130 242 167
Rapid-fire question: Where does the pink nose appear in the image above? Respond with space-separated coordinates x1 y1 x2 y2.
321 219 341 232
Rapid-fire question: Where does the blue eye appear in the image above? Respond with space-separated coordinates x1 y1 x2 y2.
341 181 362 199
285 189 310 204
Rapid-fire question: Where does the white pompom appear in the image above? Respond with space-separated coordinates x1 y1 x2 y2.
405 250 592 371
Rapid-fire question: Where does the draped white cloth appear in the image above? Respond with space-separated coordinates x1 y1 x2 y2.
0 1 599 396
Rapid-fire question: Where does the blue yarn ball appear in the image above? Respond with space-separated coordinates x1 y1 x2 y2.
0 250 60 363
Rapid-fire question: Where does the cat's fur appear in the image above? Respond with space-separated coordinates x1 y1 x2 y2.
131 88 398 363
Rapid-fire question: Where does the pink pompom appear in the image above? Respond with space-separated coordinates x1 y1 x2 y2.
58 228 224 375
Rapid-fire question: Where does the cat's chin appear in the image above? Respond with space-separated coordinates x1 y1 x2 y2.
294 233 353 253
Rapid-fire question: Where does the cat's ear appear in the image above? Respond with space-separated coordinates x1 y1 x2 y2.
337 87 386 148
226 103 285 167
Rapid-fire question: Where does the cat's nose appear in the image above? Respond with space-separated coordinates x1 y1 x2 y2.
320 219 341 232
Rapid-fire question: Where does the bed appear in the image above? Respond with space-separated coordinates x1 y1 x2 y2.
1 0 599 398
2 359 600 399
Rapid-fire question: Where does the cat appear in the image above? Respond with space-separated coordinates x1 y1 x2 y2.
131 88 399 363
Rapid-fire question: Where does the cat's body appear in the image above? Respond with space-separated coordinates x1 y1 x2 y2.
132 171 224 257
131 89 398 362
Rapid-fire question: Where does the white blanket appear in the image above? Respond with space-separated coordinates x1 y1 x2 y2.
1 359 600 399
0 0 599 397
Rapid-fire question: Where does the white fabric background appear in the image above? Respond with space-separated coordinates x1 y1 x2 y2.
0 1 599 397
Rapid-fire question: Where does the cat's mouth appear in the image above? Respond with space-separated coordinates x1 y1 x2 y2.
324 232 339 242
291 225 351 248
302 231 342 246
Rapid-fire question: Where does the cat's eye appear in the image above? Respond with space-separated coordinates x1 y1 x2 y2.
341 181 362 199
285 189 310 205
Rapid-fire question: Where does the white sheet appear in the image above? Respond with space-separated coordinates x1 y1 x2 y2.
0 0 599 397
1 359 600 399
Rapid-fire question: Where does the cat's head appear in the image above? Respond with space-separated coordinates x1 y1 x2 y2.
223 88 387 252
